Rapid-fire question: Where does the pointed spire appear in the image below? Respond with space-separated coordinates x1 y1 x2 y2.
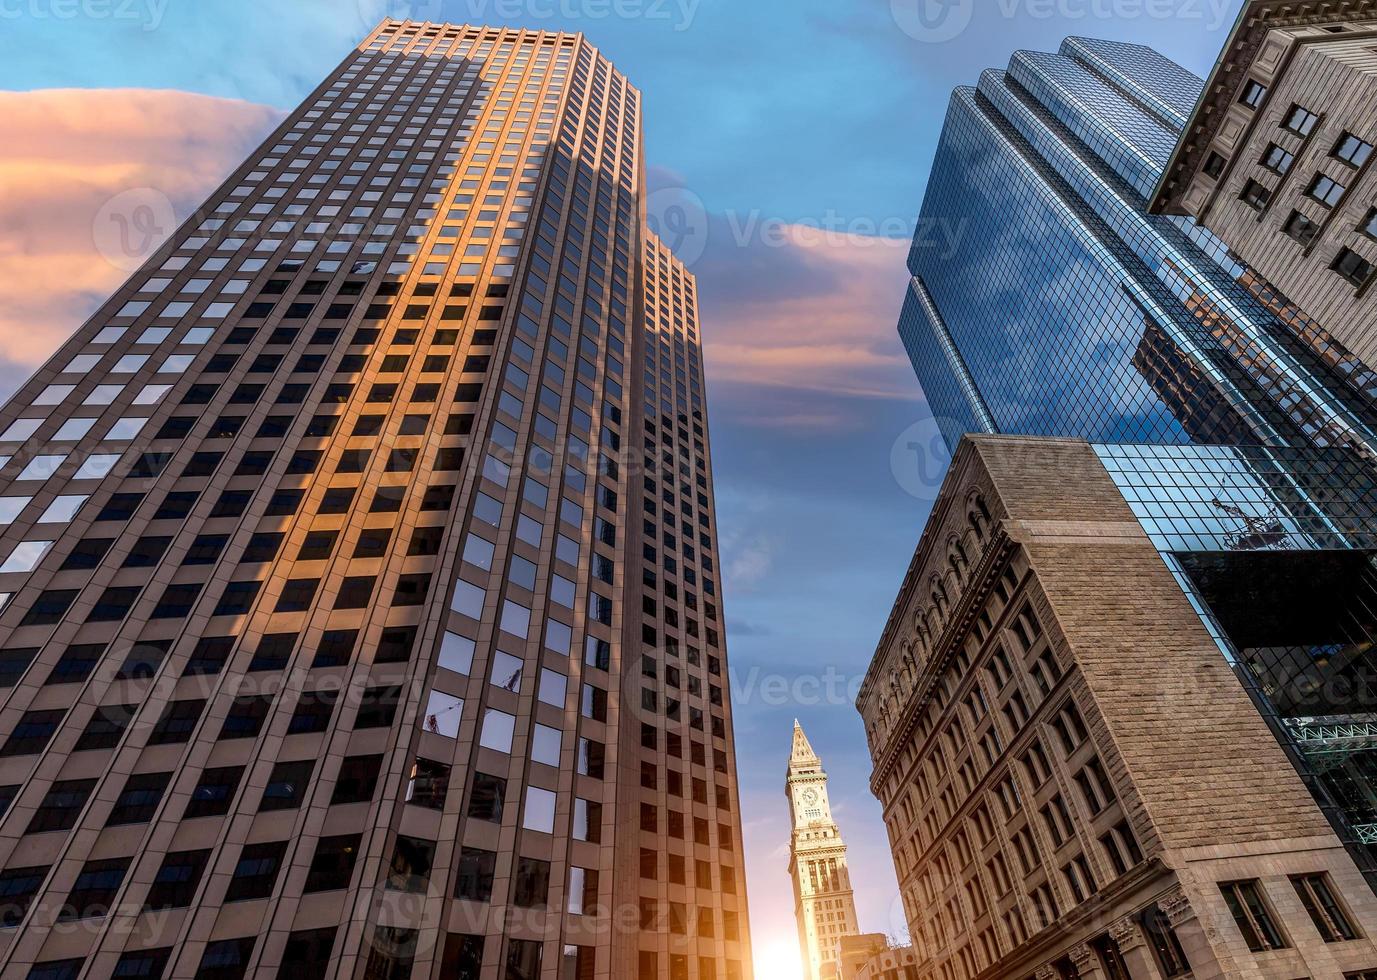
790 719 820 768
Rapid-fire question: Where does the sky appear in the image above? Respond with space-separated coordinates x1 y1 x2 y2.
0 0 1242 975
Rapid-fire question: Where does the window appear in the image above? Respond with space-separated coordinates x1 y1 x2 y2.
1203 151 1226 179
1239 179 1271 210
1292 872 1358 942
259 760 315 811
147 699 205 744
331 755 382 805
107 772 170 826
1261 143 1294 174
513 856 551 908
220 695 271 739
225 840 287 902
1283 210 1320 245
1284 104 1319 136
355 685 401 728
1333 247 1374 286
278 928 338 977
456 847 497 902
1307 173 1347 207
0 865 47 926
2 709 65 756
197 938 256 980
60 857 129 919
27 779 96 833
507 939 543 980
1221 879 1289 951
305 835 360 892
1333 132 1373 167
112 948 173 979
1239 80 1267 108
183 766 243 818
1140 906 1190 977
406 758 450 809
440 934 484 980
144 849 210 910
386 835 436 892
467 772 506 822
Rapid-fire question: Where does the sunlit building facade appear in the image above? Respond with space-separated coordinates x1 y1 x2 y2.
0 19 750 980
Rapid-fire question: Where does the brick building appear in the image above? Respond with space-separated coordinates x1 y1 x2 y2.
858 435 1377 980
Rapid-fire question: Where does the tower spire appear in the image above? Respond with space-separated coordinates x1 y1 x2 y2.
790 719 820 769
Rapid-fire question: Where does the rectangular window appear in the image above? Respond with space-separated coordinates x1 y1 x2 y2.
1333 132 1373 167
1332 247 1374 286
1283 210 1320 245
1261 143 1294 174
1291 872 1358 942
1239 178 1271 210
1220 879 1289 951
224 840 287 902
304 835 360 892
1307 171 1347 206
1239 80 1267 108
1284 104 1320 136
1203 150 1226 178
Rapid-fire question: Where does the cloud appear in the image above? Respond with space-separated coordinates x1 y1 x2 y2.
689 214 918 431
0 88 282 396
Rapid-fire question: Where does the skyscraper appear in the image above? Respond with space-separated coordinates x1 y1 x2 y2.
861 32 1377 980
891 33 1377 880
899 35 1377 457
0 19 750 980
786 722 861 980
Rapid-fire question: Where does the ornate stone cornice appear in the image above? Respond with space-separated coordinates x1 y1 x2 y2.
867 527 1016 794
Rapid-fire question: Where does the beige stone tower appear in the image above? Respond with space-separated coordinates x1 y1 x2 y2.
787 721 861 980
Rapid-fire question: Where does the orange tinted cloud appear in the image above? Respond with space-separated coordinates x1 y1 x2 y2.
694 222 917 430
0 88 281 375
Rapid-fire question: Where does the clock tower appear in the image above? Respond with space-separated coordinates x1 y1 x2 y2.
787 720 861 980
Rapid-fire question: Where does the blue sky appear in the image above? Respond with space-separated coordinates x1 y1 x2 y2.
0 0 1242 973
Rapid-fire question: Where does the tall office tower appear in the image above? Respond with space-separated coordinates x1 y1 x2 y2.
899 35 1377 457
630 229 752 980
786 722 861 980
0 19 750 980
858 435 1377 980
1152 0 1377 371
892 33 1377 887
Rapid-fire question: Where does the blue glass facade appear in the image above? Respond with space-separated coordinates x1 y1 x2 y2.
903 37 1377 457
901 37 1377 884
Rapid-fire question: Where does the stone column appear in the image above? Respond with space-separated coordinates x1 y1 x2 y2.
1070 942 1106 980
1108 915 1164 980
1161 887 1220 980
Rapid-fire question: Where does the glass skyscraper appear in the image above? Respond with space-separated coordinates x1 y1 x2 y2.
0 20 751 980
901 36 1377 457
898 36 1377 887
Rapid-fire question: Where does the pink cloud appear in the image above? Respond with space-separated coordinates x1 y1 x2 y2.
0 88 282 378
695 223 919 431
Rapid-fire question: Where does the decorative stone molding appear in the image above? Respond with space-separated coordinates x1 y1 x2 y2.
1159 887 1196 927
1069 943 1096 971
1034 966 1058 980
1109 916 1146 951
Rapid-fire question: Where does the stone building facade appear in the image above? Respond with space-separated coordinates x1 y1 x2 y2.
858 435 1377 980
1152 0 1377 372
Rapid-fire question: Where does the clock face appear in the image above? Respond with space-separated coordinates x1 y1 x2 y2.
801 788 820 807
